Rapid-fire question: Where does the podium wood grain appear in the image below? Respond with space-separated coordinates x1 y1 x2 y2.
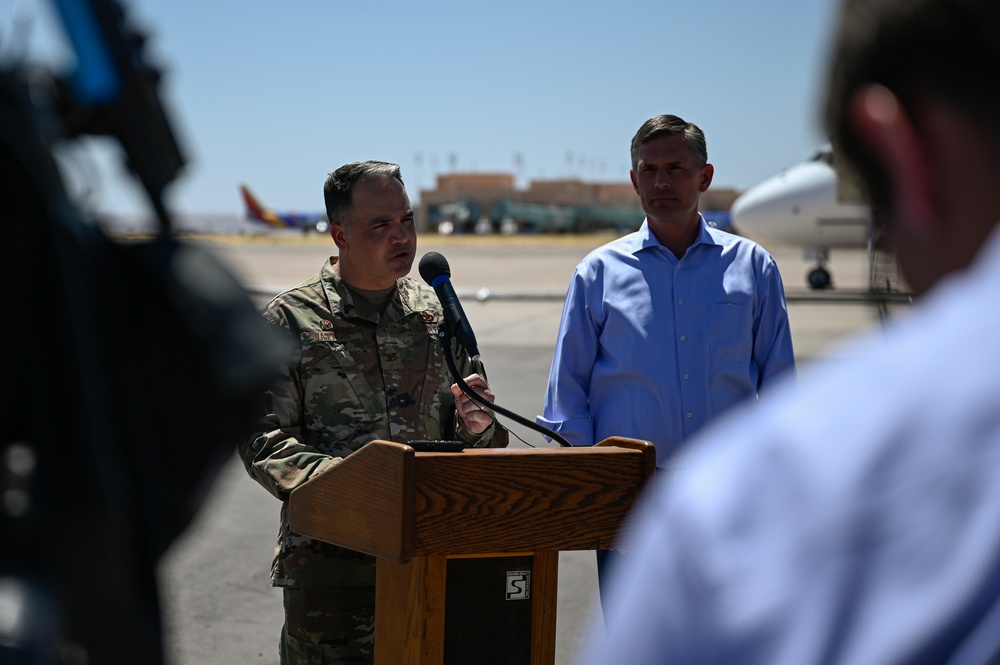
290 437 655 562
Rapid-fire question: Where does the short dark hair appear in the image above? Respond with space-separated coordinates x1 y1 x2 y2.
323 161 404 226
823 0 1000 212
630 115 708 170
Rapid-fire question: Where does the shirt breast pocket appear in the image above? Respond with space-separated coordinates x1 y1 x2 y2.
709 302 753 364
298 341 372 440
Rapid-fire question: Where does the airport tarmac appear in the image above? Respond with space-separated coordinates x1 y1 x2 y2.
157 234 909 665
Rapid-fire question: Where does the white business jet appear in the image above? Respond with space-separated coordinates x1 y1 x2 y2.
730 145 873 290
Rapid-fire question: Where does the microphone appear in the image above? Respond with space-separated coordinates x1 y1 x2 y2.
418 252 480 360
418 251 572 447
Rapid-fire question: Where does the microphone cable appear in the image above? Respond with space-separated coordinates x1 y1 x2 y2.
437 328 573 448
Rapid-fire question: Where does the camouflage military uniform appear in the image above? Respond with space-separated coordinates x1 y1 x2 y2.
241 256 502 663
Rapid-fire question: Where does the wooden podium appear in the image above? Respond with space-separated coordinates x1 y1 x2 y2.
289 437 656 665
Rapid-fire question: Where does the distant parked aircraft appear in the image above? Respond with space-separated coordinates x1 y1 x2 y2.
240 185 329 233
729 145 911 318
730 145 872 290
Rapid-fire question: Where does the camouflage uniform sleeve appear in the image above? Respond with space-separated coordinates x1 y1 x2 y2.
238 310 340 501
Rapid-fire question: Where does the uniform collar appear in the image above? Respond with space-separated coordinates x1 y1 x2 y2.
320 256 431 321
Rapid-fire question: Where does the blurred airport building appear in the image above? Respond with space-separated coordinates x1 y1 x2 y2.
417 172 740 235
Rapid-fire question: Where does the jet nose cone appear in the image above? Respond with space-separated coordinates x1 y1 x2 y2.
731 177 783 234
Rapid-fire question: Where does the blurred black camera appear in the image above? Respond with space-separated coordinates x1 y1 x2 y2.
0 1 285 662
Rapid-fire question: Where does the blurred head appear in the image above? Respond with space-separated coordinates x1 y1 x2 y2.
323 161 416 290
823 0 1000 293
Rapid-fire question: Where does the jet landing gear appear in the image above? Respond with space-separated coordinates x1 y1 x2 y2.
805 249 832 289
808 265 832 289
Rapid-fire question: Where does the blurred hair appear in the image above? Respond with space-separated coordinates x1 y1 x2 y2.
823 0 1000 212
323 161 404 227
630 115 708 169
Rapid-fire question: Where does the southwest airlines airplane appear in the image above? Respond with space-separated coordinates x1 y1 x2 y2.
240 185 330 234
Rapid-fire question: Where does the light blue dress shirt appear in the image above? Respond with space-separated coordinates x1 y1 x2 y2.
537 216 795 463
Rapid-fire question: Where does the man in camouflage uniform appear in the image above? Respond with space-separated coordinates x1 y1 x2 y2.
240 160 506 664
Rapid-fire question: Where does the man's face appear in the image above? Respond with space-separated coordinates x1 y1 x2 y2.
333 175 416 289
630 134 713 228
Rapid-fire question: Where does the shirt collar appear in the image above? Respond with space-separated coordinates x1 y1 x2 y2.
630 214 719 255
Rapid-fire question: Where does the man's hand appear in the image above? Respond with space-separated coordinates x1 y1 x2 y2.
451 373 495 435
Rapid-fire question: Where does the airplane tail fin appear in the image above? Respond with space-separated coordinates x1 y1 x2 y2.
240 185 284 228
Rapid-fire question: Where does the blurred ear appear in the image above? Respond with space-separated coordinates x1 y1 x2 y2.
850 84 938 236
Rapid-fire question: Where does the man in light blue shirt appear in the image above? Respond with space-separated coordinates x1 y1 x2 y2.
538 114 796 603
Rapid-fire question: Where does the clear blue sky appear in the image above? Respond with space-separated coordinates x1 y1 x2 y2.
4 0 843 216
